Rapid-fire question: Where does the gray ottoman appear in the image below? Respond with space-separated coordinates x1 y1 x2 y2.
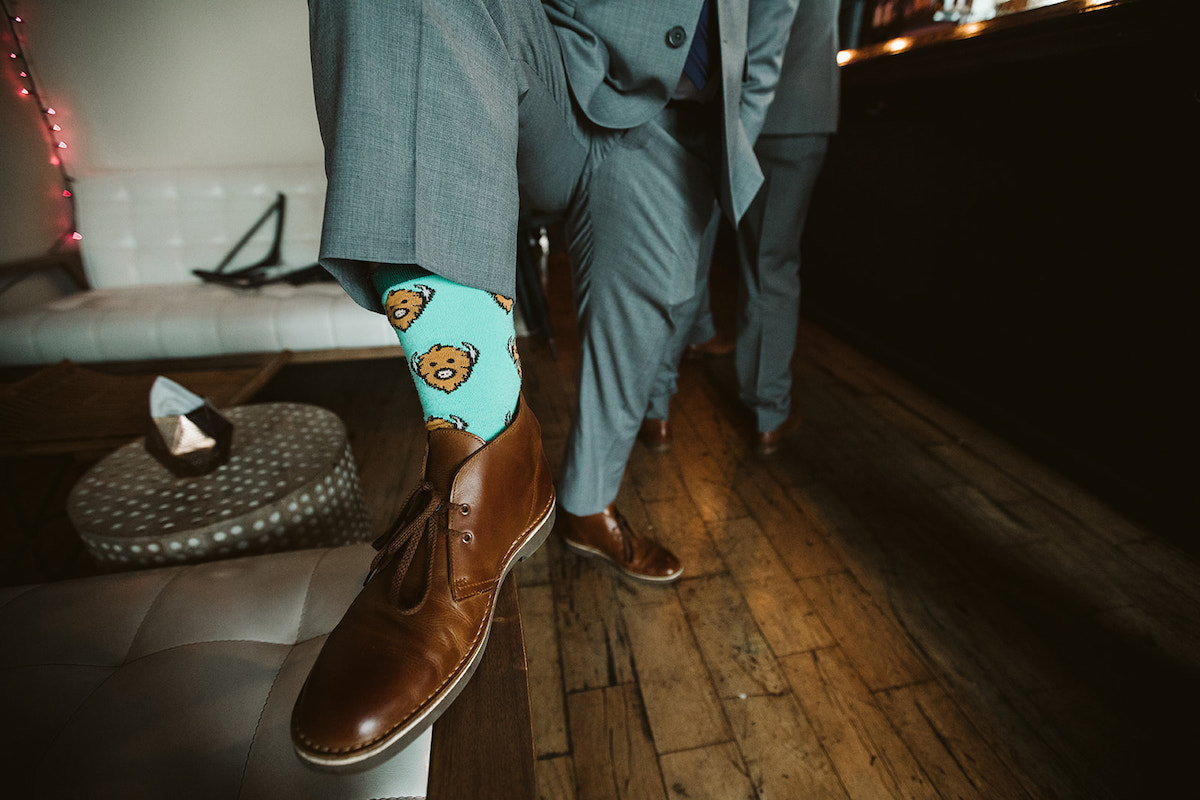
67 403 371 568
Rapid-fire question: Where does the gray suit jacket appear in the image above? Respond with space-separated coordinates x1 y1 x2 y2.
543 0 799 223
761 0 841 135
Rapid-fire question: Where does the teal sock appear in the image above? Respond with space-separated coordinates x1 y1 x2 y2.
373 265 522 441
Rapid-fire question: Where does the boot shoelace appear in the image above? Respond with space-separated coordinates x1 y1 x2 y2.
366 479 443 606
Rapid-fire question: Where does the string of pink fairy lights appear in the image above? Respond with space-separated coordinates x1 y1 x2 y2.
4 1 81 246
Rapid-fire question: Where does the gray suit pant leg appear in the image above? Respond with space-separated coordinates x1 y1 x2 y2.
736 134 829 433
308 0 585 313
557 107 718 516
644 206 721 421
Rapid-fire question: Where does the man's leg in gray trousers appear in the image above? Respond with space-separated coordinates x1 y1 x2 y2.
735 133 829 433
558 105 718 515
294 0 597 768
307 0 586 312
643 206 722 422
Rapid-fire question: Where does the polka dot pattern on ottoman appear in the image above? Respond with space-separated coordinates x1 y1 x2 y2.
68 403 371 567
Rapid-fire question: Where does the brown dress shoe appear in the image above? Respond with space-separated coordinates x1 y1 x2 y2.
291 396 555 767
637 418 671 453
684 334 735 359
561 504 682 583
754 416 800 456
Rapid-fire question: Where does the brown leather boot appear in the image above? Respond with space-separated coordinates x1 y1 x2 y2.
291 396 555 767
560 504 682 583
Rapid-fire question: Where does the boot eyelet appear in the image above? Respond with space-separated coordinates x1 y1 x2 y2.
462 532 473 544
459 503 470 515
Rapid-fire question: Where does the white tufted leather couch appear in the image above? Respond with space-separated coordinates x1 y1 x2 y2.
0 544 430 799
0 167 400 366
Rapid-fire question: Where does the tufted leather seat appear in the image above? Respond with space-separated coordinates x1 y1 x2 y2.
0 544 430 799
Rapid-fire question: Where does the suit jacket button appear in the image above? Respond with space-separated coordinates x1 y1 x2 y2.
666 26 687 48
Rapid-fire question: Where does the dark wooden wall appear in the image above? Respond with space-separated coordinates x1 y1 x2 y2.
802 0 1199 548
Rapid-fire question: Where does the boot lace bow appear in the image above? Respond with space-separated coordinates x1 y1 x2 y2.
366 480 443 606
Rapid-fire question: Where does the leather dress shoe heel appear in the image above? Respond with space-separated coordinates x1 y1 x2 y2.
561 504 682 583
637 418 671 453
754 416 800 456
684 334 735 359
291 396 555 767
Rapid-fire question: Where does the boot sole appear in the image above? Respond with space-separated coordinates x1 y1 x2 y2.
296 497 557 769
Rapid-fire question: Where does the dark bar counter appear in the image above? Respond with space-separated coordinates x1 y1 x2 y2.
802 0 1199 546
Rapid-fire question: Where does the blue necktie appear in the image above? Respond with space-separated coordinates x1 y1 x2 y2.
683 0 713 90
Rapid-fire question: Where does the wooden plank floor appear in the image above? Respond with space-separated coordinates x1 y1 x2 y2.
507 307 1200 800
3 261 1197 799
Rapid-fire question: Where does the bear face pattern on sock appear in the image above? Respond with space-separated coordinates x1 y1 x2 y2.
411 342 479 393
385 284 435 331
426 415 469 431
508 336 522 380
374 265 521 442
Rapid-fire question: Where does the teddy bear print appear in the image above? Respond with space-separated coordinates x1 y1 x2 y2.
411 342 479 393
384 284 435 332
426 414 468 432
508 335 522 379
494 294 514 313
